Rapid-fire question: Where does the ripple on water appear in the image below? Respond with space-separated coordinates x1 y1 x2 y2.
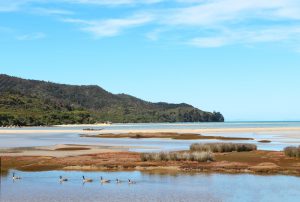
1 170 300 202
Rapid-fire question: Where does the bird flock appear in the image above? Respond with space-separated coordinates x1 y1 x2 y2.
12 173 136 184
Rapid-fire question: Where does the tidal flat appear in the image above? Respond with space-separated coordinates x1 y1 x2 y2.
1 122 300 202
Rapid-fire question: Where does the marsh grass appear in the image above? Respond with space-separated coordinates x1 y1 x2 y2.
190 143 257 153
140 151 214 162
284 146 300 158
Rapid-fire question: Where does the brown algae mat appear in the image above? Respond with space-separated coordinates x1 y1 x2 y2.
81 132 253 141
1 150 300 176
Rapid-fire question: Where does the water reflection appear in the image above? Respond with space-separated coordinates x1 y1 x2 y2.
0 170 299 202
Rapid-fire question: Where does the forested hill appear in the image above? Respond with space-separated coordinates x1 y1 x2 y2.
0 74 224 126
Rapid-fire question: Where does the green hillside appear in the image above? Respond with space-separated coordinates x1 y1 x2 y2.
0 74 224 126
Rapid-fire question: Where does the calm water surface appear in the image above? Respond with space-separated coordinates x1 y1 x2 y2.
0 122 300 151
0 170 299 202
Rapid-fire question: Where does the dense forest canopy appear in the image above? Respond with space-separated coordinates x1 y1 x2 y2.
0 74 224 126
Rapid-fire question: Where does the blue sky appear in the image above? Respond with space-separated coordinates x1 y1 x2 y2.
1 0 300 121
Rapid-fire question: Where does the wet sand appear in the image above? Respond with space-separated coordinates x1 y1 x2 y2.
0 144 148 157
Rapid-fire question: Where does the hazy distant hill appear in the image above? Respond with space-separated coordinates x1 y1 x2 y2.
0 74 224 126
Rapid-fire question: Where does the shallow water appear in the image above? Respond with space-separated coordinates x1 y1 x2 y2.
0 122 300 151
0 170 299 202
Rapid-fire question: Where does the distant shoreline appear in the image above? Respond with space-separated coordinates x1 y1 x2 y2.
2 121 300 129
1 126 300 135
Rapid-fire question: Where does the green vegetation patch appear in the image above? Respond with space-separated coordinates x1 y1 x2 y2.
0 74 224 126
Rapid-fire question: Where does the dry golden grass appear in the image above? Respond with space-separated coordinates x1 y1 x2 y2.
284 146 300 158
190 143 257 153
140 151 214 162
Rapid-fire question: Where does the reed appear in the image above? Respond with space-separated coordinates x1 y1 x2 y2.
190 143 257 153
284 146 300 158
140 151 214 162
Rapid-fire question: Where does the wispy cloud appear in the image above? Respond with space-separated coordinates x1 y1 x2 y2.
65 0 163 5
0 0 27 12
188 37 228 48
170 0 300 25
146 29 165 41
31 7 74 15
16 32 46 40
64 14 153 37
188 26 300 48
0 0 163 11
2 0 300 49
157 0 300 48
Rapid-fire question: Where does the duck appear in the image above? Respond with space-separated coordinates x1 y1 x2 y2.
100 176 111 183
12 173 21 180
116 178 122 183
128 179 136 184
59 176 68 183
82 176 93 183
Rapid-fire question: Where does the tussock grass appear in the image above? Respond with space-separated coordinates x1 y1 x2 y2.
140 151 214 162
190 143 257 153
284 146 300 158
